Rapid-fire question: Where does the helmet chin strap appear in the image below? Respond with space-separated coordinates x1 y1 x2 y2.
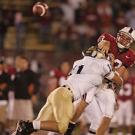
117 42 130 49
117 43 125 49
117 43 129 53
116 36 125 49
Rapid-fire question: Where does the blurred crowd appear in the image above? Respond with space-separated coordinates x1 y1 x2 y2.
0 0 135 52
0 55 73 134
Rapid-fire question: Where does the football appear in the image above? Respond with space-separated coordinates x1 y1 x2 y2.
32 2 48 17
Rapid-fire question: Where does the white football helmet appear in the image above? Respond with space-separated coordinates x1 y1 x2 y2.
117 27 135 49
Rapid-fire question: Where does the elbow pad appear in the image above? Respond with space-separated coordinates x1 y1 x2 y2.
105 71 115 80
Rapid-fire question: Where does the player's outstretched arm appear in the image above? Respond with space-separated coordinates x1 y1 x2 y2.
105 69 123 93
111 72 123 88
115 65 129 81
106 71 123 94
64 99 88 135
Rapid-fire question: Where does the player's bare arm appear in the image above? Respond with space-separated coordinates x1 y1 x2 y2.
105 69 123 89
71 99 88 122
111 72 123 90
115 66 129 81
64 99 88 135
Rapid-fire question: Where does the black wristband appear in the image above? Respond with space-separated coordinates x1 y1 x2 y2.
64 122 76 135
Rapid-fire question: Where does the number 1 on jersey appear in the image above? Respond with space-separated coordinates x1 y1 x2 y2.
77 65 84 74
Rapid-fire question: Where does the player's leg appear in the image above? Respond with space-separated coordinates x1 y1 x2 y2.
96 88 116 135
83 88 116 135
85 97 103 134
12 90 56 135
108 110 119 135
36 86 74 133
51 87 74 133
80 93 103 135
34 98 59 132
13 87 74 134
96 117 111 135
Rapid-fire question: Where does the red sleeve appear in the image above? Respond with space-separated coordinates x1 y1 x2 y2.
98 33 116 43
127 49 135 67
98 33 118 57
115 49 135 68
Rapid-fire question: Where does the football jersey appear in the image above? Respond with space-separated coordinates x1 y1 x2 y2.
62 56 114 101
98 33 135 68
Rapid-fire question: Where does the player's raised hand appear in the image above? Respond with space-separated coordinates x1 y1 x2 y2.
98 40 110 54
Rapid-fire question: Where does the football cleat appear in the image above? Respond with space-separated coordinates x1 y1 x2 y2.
12 120 35 135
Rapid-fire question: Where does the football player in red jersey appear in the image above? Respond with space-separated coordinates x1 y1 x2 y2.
64 27 135 135
95 27 135 135
98 27 135 69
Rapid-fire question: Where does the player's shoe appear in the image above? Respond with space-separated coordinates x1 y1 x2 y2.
12 120 35 135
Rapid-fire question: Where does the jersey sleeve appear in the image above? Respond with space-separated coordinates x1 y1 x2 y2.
98 33 116 44
70 60 79 73
72 60 77 68
126 50 135 67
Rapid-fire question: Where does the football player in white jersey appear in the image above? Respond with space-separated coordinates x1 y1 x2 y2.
64 49 127 135
65 47 120 135
12 46 123 135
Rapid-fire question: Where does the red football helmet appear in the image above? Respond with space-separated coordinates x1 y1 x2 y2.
116 27 135 49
